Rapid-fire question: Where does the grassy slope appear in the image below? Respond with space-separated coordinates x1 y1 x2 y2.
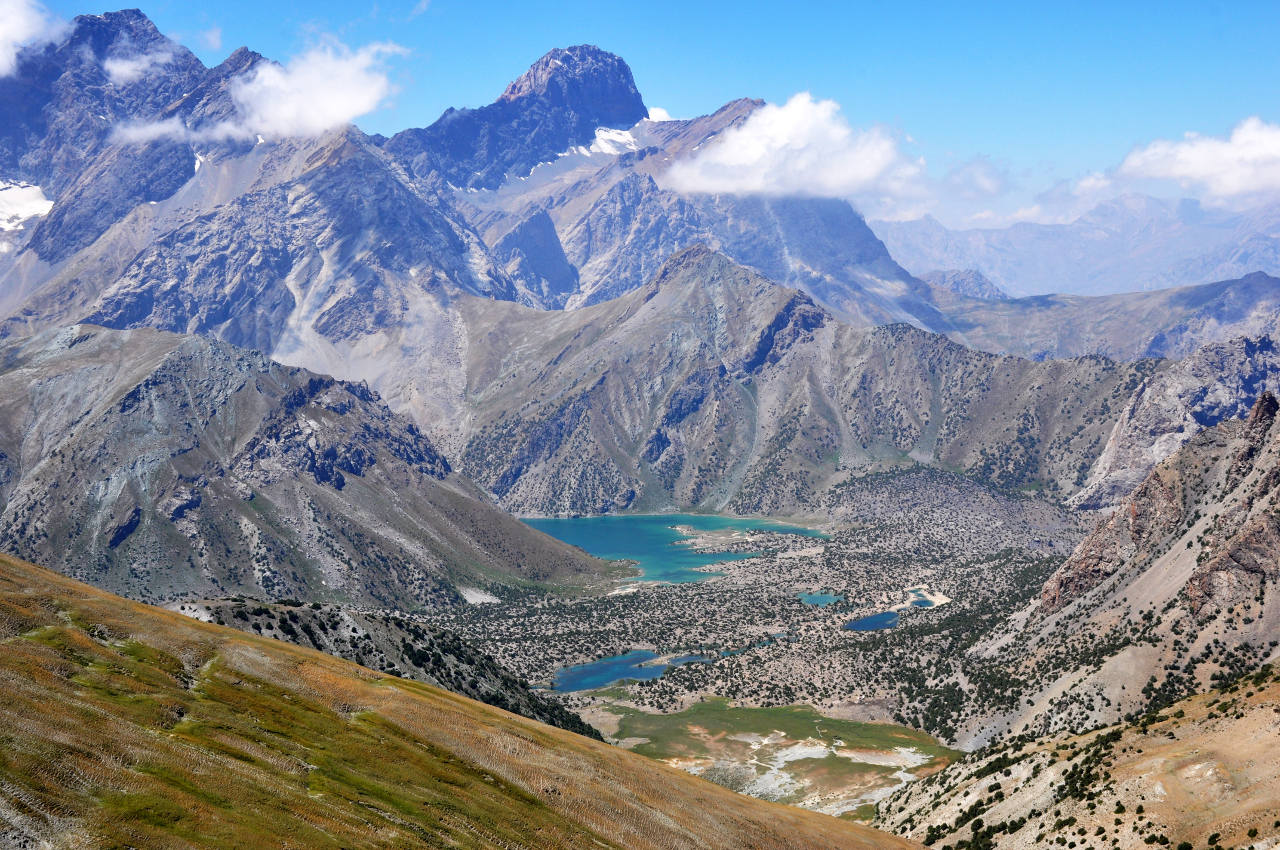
614 699 957 762
604 698 960 815
0 553 916 849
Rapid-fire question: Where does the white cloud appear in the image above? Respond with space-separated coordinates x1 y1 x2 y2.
104 47 175 85
1072 171 1112 196
231 40 406 138
0 0 63 76
409 0 431 18
1120 116 1280 202
646 106 673 122
112 116 194 144
663 92 925 212
113 39 406 144
199 27 222 51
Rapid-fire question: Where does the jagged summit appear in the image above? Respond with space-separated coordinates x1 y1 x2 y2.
1247 388 1279 430
385 44 647 189
500 45 645 118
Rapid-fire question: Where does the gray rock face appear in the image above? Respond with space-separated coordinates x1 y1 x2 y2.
0 10 213 261
492 209 580 307
456 99 940 327
0 10 204 193
0 325 607 608
384 45 647 190
1073 335 1280 509
83 129 516 354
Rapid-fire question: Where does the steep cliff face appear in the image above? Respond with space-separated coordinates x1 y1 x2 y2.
1183 391 1280 614
0 325 610 608
1072 336 1280 510
1044 391 1280 614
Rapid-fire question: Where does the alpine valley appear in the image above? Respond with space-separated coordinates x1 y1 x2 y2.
0 7 1278 850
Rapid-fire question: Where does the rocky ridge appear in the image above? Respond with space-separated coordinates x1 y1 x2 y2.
0 324 610 608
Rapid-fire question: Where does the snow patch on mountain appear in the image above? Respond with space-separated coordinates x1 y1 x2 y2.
0 181 54 230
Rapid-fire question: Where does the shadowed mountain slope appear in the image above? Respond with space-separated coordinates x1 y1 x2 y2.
0 324 611 608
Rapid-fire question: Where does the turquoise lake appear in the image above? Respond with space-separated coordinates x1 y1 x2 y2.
798 592 844 606
525 513 824 584
552 650 710 692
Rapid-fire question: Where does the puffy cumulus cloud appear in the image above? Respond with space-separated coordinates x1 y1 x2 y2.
104 47 175 85
661 92 926 215
0 0 63 76
230 40 406 139
646 106 673 122
112 39 406 144
1120 117 1280 202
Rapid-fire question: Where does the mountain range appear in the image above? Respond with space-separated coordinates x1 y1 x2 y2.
873 194 1280 297
1 8 1280 848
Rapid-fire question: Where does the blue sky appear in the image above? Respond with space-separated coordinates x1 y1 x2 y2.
38 0 1280 225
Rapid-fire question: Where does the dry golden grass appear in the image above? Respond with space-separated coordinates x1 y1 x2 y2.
0 553 917 849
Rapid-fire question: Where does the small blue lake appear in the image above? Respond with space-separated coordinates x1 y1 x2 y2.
798 592 844 606
552 649 710 692
525 513 824 583
844 610 900 631
844 589 938 630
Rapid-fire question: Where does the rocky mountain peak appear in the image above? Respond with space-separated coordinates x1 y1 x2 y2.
1246 389 1279 432
499 45 645 120
69 8 166 50
385 45 647 189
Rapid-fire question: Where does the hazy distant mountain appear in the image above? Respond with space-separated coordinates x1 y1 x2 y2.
935 271 1280 360
918 268 1008 300
873 194 1280 296
3 12 1275 379
2 10 1278 525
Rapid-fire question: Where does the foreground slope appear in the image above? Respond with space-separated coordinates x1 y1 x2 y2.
0 553 910 849
0 324 610 608
183 597 602 738
876 664 1280 850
